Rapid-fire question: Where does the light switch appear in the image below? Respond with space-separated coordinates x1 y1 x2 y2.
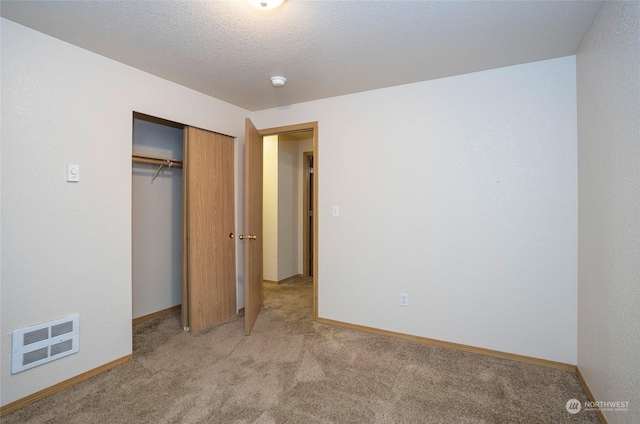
67 164 80 182
332 205 340 217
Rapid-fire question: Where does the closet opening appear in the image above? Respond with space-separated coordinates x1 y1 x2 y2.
131 113 185 326
132 112 238 335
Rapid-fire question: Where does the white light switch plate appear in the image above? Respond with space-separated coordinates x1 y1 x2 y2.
332 205 340 217
67 164 80 182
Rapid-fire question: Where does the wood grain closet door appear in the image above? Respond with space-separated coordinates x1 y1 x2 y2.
183 127 236 333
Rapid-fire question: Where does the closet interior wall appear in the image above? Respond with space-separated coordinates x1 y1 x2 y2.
132 117 184 319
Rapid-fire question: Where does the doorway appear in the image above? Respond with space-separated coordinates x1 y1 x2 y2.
303 151 314 278
261 132 314 283
258 122 319 319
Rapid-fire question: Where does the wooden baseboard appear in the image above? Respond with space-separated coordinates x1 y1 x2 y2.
132 305 181 325
0 354 132 416
576 366 608 424
315 317 576 372
263 274 303 285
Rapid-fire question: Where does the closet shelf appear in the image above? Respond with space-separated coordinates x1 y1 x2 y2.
132 154 183 168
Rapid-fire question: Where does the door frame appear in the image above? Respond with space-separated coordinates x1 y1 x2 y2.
258 122 319 320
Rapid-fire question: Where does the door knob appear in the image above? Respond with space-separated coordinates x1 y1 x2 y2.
239 234 246 240
248 235 257 240
229 233 234 239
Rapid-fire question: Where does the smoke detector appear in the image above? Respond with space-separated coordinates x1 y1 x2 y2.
271 76 287 87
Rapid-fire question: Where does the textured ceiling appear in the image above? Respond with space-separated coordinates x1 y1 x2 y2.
1 0 603 111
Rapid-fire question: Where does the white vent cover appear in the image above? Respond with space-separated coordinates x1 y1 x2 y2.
12 315 79 374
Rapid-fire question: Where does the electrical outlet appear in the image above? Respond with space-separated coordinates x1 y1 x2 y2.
400 293 408 307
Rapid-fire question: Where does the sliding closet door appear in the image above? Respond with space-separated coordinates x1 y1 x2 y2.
183 127 236 333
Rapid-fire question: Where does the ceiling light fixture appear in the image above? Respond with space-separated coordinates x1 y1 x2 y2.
247 0 285 10
271 76 287 87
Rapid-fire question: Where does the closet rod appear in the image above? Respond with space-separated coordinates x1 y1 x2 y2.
132 154 183 168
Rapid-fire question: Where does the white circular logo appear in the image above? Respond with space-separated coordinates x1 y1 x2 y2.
566 399 582 414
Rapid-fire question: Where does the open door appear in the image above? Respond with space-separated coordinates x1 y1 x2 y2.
182 127 236 333
244 118 264 335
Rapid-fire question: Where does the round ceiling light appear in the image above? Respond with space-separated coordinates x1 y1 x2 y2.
247 0 285 10
271 76 287 87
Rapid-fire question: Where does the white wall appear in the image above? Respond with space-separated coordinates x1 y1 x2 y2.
132 119 183 319
253 56 578 364
576 2 640 422
0 19 249 406
263 135 279 282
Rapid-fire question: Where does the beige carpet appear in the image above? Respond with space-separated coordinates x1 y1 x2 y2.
2 277 599 423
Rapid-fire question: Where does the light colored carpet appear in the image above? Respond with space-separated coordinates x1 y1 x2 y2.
2 277 599 423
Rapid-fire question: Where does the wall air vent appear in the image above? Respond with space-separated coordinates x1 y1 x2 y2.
11 315 79 374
